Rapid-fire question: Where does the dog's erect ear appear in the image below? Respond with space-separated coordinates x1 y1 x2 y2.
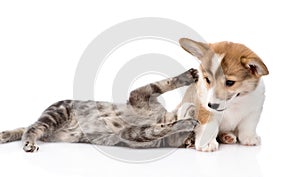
179 38 210 58
241 57 269 77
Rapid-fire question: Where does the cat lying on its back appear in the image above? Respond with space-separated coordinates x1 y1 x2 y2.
0 69 199 152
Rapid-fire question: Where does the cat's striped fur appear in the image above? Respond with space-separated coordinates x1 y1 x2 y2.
0 69 199 152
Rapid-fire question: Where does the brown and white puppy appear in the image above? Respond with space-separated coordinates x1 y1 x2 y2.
178 38 269 151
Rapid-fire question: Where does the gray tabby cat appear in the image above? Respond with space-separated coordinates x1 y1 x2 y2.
0 69 199 152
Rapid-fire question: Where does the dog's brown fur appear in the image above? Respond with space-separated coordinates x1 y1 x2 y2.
210 41 268 78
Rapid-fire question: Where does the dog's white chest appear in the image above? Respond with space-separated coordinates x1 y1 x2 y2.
219 106 248 132
218 80 265 132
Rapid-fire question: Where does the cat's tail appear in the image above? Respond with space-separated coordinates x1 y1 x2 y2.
0 127 25 143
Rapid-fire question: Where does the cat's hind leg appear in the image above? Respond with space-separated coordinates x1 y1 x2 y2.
22 122 48 152
0 127 25 143
22 100 73 152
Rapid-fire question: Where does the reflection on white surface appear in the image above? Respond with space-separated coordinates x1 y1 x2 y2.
193 145 262 177
1 139 297 177
0 142 264 177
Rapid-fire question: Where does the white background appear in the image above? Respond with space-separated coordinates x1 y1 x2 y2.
0 0 299 177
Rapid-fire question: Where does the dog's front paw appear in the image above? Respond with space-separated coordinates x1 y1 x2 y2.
195 139 219 152
239 135 261 146
23 141 39 153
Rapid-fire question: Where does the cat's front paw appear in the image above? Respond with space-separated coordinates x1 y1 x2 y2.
177 103 196 120
178 68 199 85
23 141 39 153
187 68 199 82
174 119 199 132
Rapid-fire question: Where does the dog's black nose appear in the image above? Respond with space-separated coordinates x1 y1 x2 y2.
208 103 220 110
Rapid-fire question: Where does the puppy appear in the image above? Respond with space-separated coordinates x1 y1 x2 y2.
178 38 269 151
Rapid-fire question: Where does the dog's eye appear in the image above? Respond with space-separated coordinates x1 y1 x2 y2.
225 80 235 87
204 77 210 84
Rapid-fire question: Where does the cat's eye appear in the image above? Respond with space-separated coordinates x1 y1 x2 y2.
225 80 235 87
204 77 210 84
